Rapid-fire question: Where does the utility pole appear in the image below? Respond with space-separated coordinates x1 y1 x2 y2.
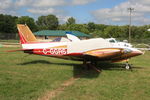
127 7 134 43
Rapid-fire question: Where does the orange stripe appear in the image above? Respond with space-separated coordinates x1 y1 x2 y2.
48 45 67 48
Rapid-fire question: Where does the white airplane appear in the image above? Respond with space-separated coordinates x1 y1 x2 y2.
105 38 132 48
10 24 143 71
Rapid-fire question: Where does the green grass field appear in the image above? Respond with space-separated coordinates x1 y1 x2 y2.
0 47 150 100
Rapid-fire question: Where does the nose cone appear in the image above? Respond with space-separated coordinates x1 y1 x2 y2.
131 49 143 56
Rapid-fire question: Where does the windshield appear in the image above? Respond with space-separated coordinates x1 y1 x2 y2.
116 39 120 42
109 39 116 43
52 37 71 42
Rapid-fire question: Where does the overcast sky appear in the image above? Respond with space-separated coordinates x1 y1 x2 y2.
1 0 150 25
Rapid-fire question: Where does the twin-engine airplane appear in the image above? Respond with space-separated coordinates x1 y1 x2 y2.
14 24 143 70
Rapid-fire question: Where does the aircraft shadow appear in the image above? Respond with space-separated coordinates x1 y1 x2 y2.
97 62 124 71
97 62 144 70
18 60 100 78
18 60 52 65
17 60 143 79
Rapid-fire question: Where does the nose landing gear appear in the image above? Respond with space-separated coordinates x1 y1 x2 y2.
125 63 132 70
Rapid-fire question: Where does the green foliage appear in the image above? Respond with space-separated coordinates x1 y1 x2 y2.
95 24 108 31
140 25 150 38
89 24 108 38
90 29 104 38
67 24 89 34
0 14 18 33
0 14 150 42
103 25 122 38
87 22 96 32
16 16 37 32
120 25 129 38
66 17 76 25
58 24 68 30
36 14 59 30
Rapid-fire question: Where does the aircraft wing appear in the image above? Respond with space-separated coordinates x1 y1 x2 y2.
83 48 123 59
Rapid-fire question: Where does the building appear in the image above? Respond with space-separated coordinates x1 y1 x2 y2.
34 30 90 41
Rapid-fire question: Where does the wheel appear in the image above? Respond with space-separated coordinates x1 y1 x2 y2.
125 63 131 70
82 60 90 70
91 61 97 66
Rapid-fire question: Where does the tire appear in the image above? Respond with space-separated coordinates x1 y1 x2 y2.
125 64 131 70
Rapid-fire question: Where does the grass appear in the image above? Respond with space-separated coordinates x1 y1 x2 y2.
0 47 81 100
54 52 150 100
0 47 150 100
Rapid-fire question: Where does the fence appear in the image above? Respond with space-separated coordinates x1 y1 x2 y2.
0 33 19 40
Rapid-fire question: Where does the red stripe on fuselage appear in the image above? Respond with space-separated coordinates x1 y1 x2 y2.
32 48 67 55
26 48 83 56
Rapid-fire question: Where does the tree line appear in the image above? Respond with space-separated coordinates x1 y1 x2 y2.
0 14 150 42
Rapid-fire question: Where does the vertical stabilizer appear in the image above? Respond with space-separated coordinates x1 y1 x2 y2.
17 24 38 44
66 32 80 42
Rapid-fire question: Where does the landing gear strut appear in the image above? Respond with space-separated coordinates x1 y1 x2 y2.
82 60 101 72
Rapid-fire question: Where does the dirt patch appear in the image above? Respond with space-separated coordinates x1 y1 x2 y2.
38 75 80 100
0 42 20 47
2 45 20 47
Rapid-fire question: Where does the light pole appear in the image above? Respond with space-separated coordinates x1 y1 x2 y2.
127 7 134 43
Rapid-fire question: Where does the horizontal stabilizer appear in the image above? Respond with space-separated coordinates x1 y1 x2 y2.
7 49 33 52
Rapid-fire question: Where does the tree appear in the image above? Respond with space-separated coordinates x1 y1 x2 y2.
95 24 108 31
67 24 89 34
143 25 150 38
87 22 96 32
0 14 18 33
90 30 104 38
58 24 68 30
16 16 37 31
120 25 129 38
104 25 122 38
66 17 76 25
36 14 59 30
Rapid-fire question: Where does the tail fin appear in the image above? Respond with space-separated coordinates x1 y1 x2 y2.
17 24 38 44
66 32 80 42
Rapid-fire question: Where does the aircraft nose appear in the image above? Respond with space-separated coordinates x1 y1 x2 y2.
131 49 143 56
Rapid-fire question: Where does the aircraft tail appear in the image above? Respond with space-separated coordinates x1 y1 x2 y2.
66 32 80 42
17 24 38 44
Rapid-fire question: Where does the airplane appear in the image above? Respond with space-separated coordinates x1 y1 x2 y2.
105 38 132 48
10 24 143 71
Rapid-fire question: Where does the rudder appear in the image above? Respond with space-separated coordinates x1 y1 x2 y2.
17 24 38 44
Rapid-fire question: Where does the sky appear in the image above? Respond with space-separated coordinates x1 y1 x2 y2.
1 0 150 25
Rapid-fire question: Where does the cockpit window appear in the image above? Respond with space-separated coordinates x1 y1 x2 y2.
116 39 120 42
109 39 115 43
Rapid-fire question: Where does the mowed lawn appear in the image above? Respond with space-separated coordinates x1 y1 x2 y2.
0 47 150 100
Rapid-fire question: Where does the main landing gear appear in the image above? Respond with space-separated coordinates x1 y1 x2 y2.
83 60 132 71
83 60 101 72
